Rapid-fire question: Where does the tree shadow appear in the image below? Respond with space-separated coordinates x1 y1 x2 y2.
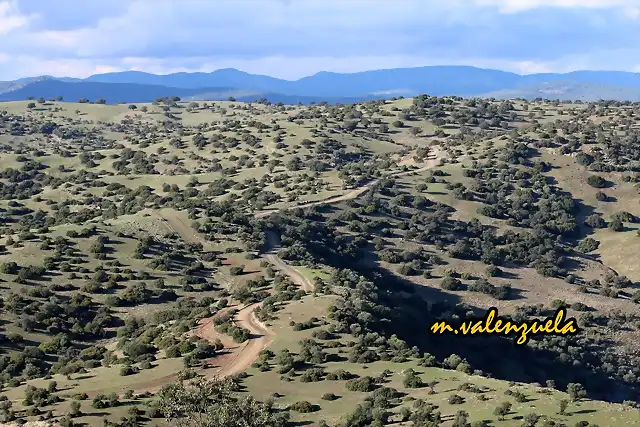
265 195 640 403
571 408 597 415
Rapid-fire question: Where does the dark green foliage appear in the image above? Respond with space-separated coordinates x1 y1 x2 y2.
448 394 465 404
441 277 463 291
403 369 425 388
577 238 599 253
289 401 319 413
345 376 377 392
158 377 289 427
586 175 606 188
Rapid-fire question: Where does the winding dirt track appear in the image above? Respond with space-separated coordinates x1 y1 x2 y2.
254 146 442 219
151 210 282 384
143 147 443 389
264 230 314 293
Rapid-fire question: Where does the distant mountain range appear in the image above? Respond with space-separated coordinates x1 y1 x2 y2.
2 66 640 104
0 79 378 105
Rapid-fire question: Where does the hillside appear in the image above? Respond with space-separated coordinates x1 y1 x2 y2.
0 96 638 427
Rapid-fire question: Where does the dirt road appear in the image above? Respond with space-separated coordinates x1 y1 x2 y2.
151 210 277 384
254 147 444 296
254 146 443 219
210 303 275 377
111 305 274 397
263 230 314 293
137 146 444 390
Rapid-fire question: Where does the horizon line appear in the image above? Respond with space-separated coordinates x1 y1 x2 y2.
15 64 640 83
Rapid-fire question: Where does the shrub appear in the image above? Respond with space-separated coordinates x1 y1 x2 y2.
609 219 624 232
584 214 606 228
586 175 606 188
346 376 376 392
486 265 502 277
571 302 589 312
567 383 586 402
595 191 608 201
448 394 465 404
397 264 417 276
403 369 424 388
289 401 318 413
119 365 138 376
229 266 245 275
577 238 599 253
69 401 81 417
440 277 462 291
327 369 356 380
321 393 338 401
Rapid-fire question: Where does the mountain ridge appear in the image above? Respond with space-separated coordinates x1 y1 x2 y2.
0 79 381 105
3 65 640 103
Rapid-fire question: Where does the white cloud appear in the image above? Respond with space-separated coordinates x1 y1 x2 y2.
0 0 30 34
511 61 553 74
475 0 640 13
0 56 123 79
0 0 639 80
624 7 640 18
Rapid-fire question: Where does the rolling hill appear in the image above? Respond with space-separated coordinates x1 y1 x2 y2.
0 94 639 426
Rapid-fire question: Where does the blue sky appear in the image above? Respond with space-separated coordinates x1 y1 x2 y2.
1 0 640 80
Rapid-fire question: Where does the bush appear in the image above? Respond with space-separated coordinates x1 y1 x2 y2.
577 238 599 253
346 376 376 392
492 285 512 300
327 369 356 380
397 264 417 276
571 302 589 312
584 214 606 228
69 401 81 417
440 277 462 291
403 369 424 388
595 191 608 201
300 368 324 383
609 219 624 232
229 266 245 276
486 265 502 277
469 278 493 294
448 394 465 404
576 152 594 166
289 401 318 413
311 329 335 340
119 365 138 376
586 175 606 188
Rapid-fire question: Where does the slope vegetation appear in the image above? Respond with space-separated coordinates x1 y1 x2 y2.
0 96 637 427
